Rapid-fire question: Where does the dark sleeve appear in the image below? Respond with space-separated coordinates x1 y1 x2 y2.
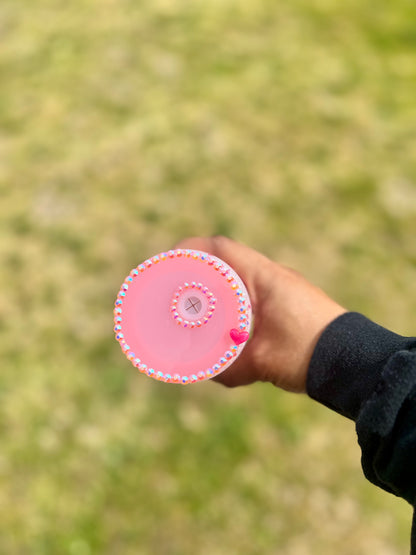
306 312 416 554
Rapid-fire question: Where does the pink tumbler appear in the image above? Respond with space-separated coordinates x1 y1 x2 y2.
113 249 252 384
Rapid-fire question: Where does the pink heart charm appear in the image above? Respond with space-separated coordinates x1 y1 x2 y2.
230 328 249 345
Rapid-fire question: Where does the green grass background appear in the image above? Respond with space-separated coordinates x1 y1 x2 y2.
1 0 416 553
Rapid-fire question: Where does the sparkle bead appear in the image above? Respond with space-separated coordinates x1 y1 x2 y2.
134 358 141 367
173 374 180 382
122 344 130 352
152 256 160 264
125 276 133 283
121 283 129 291
131 269 139 277
219 358 227 365
116 333 124 340
145 260 152 268
127 352 135 361
118 291 126 298
138 264 145 272
139 363 147 373
114 325 122 332
164 374 172 382
114 307 122 315
156 371 164 380
198 371 206 379
147 368 155 377
168 250 175 258
175 249 183 257
213 364 221 373
182 376 188 384
206 368 214 376
225 351 233 359
190 374 198 383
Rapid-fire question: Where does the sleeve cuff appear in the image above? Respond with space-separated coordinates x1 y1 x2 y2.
306 312 416 421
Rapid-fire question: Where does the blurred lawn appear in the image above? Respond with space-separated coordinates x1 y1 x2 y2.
1 0 416 553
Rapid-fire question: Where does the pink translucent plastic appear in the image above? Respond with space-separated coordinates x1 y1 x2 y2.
114 250 252 384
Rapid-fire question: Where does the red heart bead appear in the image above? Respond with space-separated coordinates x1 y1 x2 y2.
230 328 249 345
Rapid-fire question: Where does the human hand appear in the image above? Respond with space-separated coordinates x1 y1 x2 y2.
173 236 346 392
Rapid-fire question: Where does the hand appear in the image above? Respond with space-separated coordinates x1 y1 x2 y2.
173 236 346 392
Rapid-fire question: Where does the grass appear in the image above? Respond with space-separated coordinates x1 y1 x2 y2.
1 0 416 553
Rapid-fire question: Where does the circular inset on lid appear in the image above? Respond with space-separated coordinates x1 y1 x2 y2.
171 282 216 327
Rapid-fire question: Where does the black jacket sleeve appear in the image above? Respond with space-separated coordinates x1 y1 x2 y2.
306 312 416 554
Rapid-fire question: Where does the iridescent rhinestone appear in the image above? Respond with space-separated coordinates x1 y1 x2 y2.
181 376 188 384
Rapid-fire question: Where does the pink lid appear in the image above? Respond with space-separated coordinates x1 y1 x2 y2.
113 249 252 384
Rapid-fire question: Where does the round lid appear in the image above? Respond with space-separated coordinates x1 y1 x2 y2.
113 249 252 384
